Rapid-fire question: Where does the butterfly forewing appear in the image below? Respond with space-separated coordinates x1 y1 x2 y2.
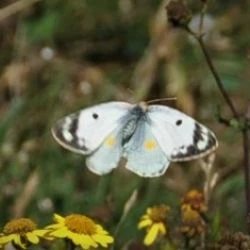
51 102 133 155
148 105 218 161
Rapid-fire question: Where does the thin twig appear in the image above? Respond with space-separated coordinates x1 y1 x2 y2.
196 36 239 120
185 17 250 233
65 239 75 250
198 1 208 37
11 170 39 218
0 0 41 22
110 190 138 250
166 0 250 233
243 122 250 218
196 34 250 231
184 25 239 119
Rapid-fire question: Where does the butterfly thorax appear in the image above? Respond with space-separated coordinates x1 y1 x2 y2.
121 105 147 146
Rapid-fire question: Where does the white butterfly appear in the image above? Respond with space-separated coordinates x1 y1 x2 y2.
51 101 218 177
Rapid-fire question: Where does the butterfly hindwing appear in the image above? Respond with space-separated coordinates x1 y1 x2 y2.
148 105 218 161
124 121 169 177
86 129 122 175
51 102 132 154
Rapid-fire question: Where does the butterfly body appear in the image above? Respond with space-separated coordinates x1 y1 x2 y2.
121 103 148 145
52 101 218 177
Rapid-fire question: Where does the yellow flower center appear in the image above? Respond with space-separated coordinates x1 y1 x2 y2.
65 214 97 235
182 190 207 213
186 190 201 198
149 205 170 222
3 218 37 235
181 205 201 223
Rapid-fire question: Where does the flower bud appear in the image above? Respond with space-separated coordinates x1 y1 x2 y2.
166 1 192 27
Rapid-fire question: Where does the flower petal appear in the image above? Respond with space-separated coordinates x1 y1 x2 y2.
91 234 114 247
144 224 163 246
146 208 152 214
49 228 68 238
67 231 82 246
95 225 109 235
53 214 64 223
157 222 166 235
78 235 97 249
46 224 62 230
33 229 50 237
0 234 15 245
26 232 39 244
138 218 152 229
13 235 26 249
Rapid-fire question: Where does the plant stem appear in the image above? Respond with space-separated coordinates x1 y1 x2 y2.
65 239 75 250
184 237 190 249
198 2 208 37
243 126 250 222
0 0 41 22
188 30 250 232
196 36 239 120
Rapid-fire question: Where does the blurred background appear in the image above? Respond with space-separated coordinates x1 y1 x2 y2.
0 0 250 246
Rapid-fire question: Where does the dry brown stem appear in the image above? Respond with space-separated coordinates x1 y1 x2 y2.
0 0 41 22
11 170 39 218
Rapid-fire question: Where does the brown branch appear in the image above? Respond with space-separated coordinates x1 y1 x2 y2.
0 0 41 22
198 1 208 37
166 0 250 232
11 170 39 218
243 126 250 218
196 36 240 120
183 25 240 119
186 25 250 233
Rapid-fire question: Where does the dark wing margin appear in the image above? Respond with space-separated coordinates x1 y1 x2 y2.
170 122 218 161
51 113 90 154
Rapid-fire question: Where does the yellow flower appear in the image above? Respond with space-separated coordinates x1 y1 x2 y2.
0 218 49 249
180 204 206 237
46 213 113 249
181 189 207 213
138 205 170 246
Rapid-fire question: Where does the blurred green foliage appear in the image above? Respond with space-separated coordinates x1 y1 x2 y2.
0 0 250 249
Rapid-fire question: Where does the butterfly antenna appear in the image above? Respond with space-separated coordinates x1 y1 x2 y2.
146 97 177 105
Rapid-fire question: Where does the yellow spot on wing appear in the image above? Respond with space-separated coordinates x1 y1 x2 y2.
104 136 116 147
144 139 157 151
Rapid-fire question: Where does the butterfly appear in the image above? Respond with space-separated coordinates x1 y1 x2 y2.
51 101 218 177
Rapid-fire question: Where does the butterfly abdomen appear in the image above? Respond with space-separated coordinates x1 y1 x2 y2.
121 105 147 146
122 118 137 143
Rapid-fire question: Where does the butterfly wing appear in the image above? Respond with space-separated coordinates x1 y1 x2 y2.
86 128 123 175
147 105 218 161
124 121 169 177
51 102 132 155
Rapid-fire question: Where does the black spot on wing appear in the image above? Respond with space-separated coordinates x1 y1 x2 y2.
176 119 182 126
